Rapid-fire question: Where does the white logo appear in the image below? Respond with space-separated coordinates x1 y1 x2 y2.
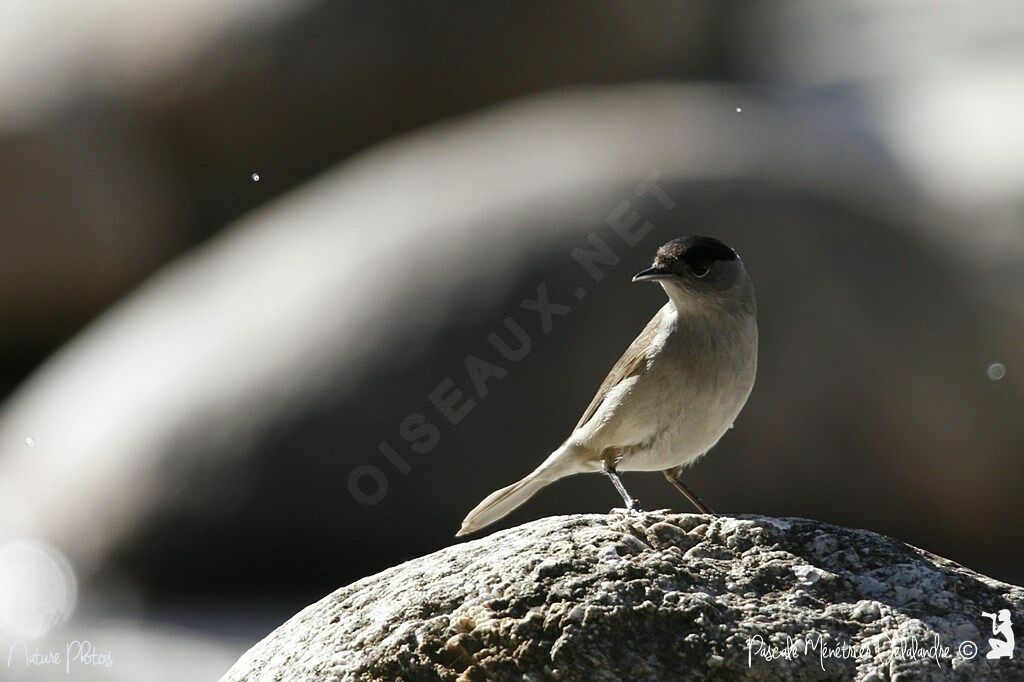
983 610 1014 659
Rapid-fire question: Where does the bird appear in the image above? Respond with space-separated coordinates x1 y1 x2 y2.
456 236 757 537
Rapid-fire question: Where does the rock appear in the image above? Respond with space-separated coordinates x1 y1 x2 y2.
220 513 1023 681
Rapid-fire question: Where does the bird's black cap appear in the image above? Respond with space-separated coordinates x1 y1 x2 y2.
653 236 737 270
633 236 738 282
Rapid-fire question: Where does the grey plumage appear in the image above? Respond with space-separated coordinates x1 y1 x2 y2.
457 236 757 536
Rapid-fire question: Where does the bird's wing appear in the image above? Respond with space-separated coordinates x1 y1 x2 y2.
574 305 666 431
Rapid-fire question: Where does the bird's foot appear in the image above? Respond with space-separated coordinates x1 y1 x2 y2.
609 502 644 517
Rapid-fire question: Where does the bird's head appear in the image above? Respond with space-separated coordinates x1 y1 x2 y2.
633 236 753 312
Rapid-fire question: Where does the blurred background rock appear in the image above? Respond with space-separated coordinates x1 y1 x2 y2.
0 0 1021 676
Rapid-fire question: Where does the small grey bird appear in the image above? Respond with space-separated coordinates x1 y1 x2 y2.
457 236 757 536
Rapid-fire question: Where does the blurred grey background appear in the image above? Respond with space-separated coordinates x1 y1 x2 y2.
1 1 1022 678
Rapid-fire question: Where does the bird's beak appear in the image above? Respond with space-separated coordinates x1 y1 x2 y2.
632 267 672 283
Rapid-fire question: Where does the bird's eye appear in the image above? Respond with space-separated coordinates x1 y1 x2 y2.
692 265 710 278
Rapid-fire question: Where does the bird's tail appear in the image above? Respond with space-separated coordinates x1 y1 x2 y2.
456 445 583 537
456 474 550 537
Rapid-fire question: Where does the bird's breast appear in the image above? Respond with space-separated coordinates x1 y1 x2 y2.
609 309 757 471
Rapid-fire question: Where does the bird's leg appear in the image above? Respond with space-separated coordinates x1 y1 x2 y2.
663 466 714 514
602 460 639 511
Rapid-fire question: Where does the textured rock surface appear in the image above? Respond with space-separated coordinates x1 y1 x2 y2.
221 513 1023 681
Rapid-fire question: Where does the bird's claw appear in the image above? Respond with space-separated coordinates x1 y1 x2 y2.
609 503 644 517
